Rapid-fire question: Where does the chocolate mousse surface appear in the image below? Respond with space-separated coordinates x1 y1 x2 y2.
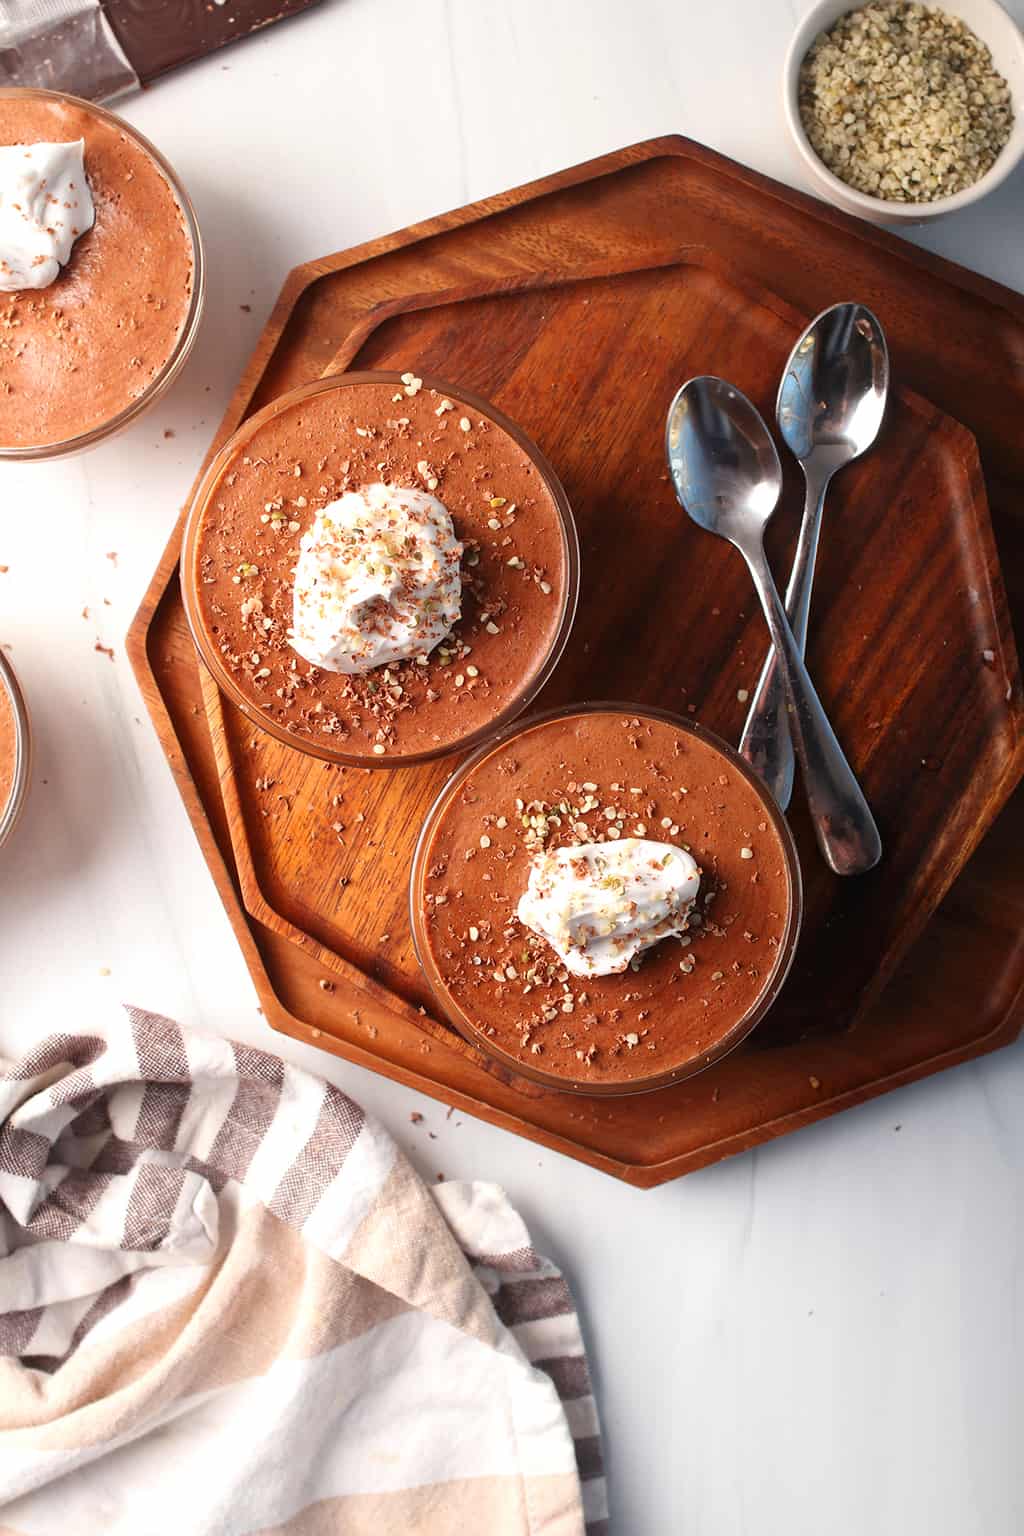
0 681 15 816
187 376 572 763
0 93 194 450
416 709 800 1089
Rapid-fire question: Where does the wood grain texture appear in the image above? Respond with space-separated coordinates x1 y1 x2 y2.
210 254 1020 1046
128 136 1024 1186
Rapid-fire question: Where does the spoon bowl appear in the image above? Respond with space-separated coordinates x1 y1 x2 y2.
666 375 782 543
776 303 889 471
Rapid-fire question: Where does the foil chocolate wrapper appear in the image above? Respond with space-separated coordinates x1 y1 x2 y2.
0 0 139 102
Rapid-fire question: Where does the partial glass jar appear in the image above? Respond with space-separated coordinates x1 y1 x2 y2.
0 651 31 851
181 371 580 768
0 87 204 461
410 703 804 1096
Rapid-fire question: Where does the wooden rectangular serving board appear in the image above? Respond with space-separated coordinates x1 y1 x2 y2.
130 138 1024 1187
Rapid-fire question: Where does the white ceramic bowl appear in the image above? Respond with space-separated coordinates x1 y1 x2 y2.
784 0 1024 224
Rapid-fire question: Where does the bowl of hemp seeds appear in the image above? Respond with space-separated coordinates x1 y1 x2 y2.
784 0 1024 223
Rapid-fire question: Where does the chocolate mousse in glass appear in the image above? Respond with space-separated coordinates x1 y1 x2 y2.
182 372 579 767
0 88 203 460
411 705 802 1095
0 651 31 852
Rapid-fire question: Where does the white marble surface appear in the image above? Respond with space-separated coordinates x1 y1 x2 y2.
2 2 1023 1530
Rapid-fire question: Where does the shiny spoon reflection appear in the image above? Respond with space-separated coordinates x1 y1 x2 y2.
666 375 882 876
739 303 889 809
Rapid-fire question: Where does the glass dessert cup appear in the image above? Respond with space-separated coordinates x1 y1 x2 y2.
0 87 205 462
0 651 32 851
181 371 580 768
410 703 803 1096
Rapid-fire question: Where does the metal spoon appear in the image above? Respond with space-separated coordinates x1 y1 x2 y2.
739 303 889 809
666 376 882 876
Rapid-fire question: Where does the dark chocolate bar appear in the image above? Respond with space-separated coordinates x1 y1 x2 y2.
0 0 324 102
101 0 325 88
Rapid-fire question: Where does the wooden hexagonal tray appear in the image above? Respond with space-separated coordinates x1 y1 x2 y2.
130 138 1024 1185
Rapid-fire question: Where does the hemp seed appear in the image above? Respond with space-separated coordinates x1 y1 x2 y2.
799 3 1013 203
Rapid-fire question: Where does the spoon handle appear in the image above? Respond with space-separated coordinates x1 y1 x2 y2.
739 467 829 809
740 536 882 876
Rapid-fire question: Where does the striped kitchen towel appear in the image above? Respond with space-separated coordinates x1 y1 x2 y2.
0 1008 606 1535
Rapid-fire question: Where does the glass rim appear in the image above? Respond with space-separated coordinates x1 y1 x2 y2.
409 701 804 1097
0 650 32 850
180 369 581 768
0 86 205 461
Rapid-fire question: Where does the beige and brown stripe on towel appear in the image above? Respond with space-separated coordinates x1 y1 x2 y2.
0 1008 606 1535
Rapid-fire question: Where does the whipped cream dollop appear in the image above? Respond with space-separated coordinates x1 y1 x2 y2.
290 483 463 675
517 838 701 979
0 140 94 293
